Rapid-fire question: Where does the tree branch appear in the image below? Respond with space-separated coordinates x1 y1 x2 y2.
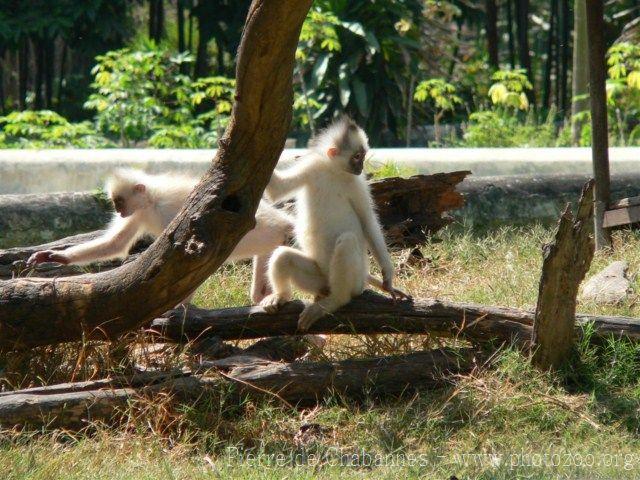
0 0 313 351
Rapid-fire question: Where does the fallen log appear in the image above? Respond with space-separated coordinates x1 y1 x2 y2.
0 336 309 428
0 232 149 279
0 171 469 279
151 291 640 345
369 171 469 248
216 347 477 404
0 346 474 429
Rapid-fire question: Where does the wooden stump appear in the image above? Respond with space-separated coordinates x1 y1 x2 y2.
532 180 595 370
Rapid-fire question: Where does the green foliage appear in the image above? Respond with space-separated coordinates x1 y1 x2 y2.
605 42 640 146
0 110 111 148
295 0 424 143
463 110 557 147
487 69 532 111
414 78 462 112
85 46 234 147
297 9 342 60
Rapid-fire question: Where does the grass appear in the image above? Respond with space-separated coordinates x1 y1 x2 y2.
4 224 640 479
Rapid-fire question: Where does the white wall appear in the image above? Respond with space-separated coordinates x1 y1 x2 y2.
1 147 639 194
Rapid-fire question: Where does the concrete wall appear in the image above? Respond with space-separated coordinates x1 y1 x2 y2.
2 147 640 194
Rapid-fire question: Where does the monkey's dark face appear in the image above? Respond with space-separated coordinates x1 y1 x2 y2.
348 147 367 175
111 194 130 217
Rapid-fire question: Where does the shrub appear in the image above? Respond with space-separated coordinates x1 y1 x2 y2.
0 110 111 148
84 46 234 147
463 110 557 147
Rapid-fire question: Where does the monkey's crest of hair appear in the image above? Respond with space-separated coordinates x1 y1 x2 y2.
106 168 198 203
309 115 369 158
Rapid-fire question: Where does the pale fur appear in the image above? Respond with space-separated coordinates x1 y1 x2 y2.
33 168 293 304
260 117 396 330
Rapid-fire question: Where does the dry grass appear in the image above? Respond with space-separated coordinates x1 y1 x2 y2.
3 224 640 479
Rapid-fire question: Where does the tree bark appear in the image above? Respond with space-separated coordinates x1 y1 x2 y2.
0 233 148 279
43 39 54 108
559 0 571 117
485 0 500 69
515 0 535 105
177 0 186 73
542 0 557 110
571 0 589 144
148 0 164 43
33 39 44 110
219 347 477 405
0 336 309 428
532 180 594 370
0 46 5 114
153 292 534 346
194 1 217 78
586 0 611 250
57 42 67 107
0 346 475 428
17 38 28 110
151 290 640 346
0 0 314 352
506 0 517 68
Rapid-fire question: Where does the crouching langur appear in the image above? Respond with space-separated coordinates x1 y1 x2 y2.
27 169 293 304
260 116 409 330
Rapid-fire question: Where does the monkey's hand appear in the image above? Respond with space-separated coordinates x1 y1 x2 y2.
382 275 411 302
27 250 70 266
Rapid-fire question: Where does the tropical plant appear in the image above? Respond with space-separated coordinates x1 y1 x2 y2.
606 42 640 145
413 78 462 145
84 45 234 147
463 110 557 147
487 69 532 112
0 110 111 148
294 0 424 144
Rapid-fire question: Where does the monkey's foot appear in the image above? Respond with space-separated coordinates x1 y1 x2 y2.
298 303 326 331
260 293 290 314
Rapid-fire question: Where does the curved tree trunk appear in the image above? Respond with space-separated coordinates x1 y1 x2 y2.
0 0 313 351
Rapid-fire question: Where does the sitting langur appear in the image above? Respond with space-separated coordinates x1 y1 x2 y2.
260 117 407 330
27 168 293 304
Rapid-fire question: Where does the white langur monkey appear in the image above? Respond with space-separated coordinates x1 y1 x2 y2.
260 116 409 330
27 168 293 304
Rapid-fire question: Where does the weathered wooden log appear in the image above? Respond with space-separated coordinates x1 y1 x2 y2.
151 290 640 345
0 370 183 429
0 336 309 428
0 346 474 428
532 181 595 370
0 232 150 279
369 171 469 248
0 0 314 352
0 171 469 279
0 191 112 248
217 347 477 404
